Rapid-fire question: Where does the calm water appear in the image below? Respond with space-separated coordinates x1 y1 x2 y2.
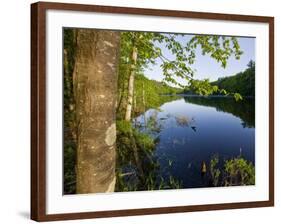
135 96 255 188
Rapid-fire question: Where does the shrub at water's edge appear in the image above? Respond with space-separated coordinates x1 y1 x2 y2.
210 155 255 187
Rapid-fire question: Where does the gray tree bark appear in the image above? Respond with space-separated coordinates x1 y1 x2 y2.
73 29 120 194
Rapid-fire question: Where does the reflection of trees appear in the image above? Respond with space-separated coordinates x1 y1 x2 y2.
184 96 255 128
116 112 182 191
129 95 181 119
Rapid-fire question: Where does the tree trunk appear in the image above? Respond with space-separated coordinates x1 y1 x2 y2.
142 81 146 130
73 29 120 194
125 47 137 121
116 63 130 115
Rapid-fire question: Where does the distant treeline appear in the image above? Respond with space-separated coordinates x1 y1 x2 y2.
183 60 255 97
212 60 255 97
117 74 181 119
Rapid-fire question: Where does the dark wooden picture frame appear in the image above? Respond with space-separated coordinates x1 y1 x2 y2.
31 1 274 221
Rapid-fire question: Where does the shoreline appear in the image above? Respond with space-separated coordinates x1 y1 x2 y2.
160 93 255 98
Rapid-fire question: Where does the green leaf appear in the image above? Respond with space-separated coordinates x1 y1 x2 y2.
234 93 243 101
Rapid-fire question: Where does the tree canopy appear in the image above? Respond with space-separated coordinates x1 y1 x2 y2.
120 33 243 86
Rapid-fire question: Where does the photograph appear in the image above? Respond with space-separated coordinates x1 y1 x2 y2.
63 28 255 195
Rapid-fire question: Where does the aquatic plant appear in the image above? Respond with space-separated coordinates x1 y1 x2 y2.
210 155 221 187
146 110 162 133
168 159 173 167
224 157 255 186
209 154 255 187
168 176 182 189
175 115 190 127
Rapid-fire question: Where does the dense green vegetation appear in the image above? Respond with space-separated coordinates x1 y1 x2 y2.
212 60 255 97
117 73 181 119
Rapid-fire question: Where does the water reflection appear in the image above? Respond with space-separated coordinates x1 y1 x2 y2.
184 96 255 128
117 96 255 190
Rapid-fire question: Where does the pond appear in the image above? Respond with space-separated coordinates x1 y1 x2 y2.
133 95 255 189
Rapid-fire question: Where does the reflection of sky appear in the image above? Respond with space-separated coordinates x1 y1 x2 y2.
144 34 255 84
135 98 255 188
157 99 252 133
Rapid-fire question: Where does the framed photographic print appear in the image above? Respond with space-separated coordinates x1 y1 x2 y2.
31 1 274 221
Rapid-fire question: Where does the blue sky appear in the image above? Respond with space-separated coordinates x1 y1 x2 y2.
144 34 255 85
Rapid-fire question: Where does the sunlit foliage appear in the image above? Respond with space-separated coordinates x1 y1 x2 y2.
209 155 255 186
